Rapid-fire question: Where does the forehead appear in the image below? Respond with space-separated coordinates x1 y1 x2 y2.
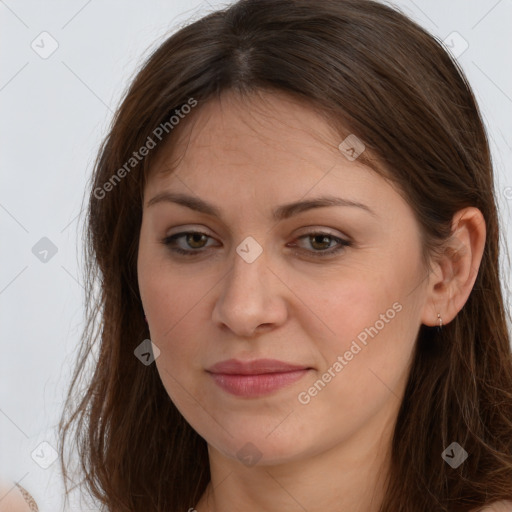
141 90 416 241
146 88 379 190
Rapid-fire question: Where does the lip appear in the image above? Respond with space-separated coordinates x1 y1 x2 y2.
207 358 310 375
206 358 312 397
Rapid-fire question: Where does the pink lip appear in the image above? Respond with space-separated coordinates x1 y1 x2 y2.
206 358 312 397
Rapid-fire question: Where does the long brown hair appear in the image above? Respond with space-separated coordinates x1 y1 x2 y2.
58 1 512 510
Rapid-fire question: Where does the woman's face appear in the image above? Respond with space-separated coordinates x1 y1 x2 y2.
137 90 431 467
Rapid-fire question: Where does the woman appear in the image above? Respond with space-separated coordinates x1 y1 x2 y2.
58 0 512 511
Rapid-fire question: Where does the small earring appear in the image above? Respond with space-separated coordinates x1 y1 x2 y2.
437 313 443 328
143 313 148 323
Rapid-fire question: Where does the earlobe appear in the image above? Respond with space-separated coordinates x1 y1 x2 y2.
421 207 486 328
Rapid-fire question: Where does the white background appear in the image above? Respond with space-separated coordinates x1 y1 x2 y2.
1 1 511 510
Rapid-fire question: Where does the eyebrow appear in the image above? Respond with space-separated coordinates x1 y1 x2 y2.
146 191 377 221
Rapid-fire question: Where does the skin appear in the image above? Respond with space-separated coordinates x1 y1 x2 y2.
0 480 37 512
137 89 486 512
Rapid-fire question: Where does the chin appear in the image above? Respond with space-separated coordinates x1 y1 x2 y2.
203 424 319 467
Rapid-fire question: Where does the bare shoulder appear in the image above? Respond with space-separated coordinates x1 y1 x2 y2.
478 501 512 512
0 480 39 512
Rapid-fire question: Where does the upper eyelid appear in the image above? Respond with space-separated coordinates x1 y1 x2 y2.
164 225 348 238
165 229 350 247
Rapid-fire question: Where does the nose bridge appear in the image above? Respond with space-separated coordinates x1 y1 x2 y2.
224 240 270 306
224 230 269 289
212 237 287 334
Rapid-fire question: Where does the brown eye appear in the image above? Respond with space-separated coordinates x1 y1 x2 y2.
289 232 352 259
185 233 209 249
162 231 217 256
309 234 335 250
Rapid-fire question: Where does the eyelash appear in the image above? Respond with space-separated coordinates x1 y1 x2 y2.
161 230 352 259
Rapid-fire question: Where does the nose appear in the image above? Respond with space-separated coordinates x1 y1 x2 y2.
211 245 289 337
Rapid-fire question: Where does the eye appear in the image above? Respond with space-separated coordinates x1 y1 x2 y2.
288 231 352 258
161 231 217 256
161 230 352 258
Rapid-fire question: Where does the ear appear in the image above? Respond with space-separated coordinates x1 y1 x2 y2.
421 207 486 327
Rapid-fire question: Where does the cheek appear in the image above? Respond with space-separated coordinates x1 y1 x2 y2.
292 300 415 448
138 250 208 398
297 265 400 351
138 245 208 345
298 259 420 401
147 278 211 422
